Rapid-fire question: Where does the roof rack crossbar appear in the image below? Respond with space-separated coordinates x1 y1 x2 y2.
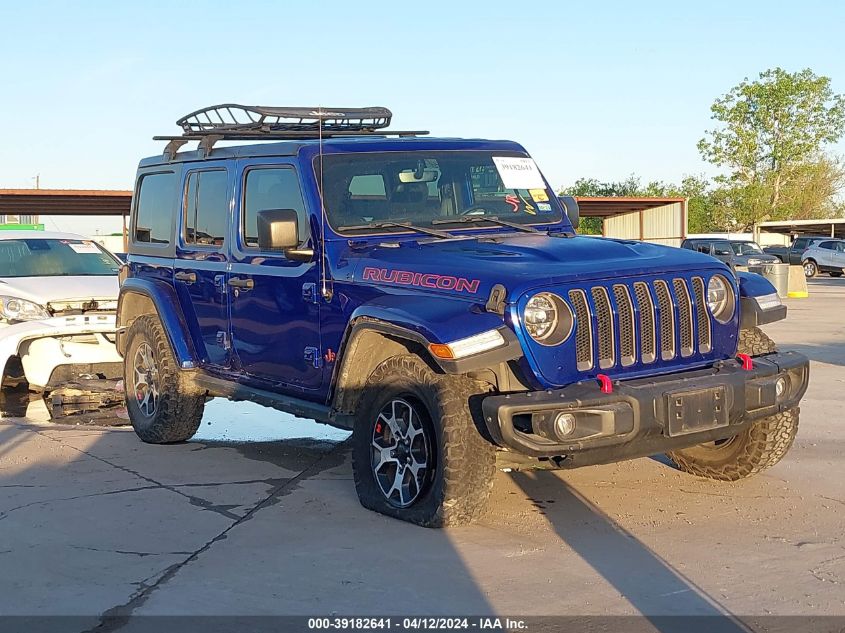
176 104 395 134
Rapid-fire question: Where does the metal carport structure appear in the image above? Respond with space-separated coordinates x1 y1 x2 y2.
755 218 845 241
574 197 688 246
0 189 132 248
0 190 690 250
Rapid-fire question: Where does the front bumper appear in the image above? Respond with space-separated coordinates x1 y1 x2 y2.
481 351 809 464
0 315 120 388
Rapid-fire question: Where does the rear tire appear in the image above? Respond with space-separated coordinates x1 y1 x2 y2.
666 326 799 481
1 356 28 392
352 354 495 527
803 259 818 278
829 271 843 278
123 315 204 443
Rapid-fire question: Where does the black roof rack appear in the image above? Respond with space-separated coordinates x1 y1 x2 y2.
154 104 429 159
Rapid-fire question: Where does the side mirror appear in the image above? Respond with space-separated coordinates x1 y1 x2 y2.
257 209 313 262
559 196 580 230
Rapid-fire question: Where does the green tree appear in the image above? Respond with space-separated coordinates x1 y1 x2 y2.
698 67 845 228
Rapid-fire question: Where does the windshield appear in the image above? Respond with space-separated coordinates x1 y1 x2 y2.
712 241 733 256
0 238 120 278
731 241 763 255
318 151 563 234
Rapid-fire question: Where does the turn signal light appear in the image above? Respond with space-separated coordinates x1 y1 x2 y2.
429 329 506 360
429 343 454 359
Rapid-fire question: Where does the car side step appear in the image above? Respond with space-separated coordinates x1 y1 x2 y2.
191 373 342 427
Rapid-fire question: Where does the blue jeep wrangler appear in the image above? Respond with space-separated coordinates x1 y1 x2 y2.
117 105 809 527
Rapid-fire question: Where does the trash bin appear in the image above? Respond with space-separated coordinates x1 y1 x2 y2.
747 262 790 298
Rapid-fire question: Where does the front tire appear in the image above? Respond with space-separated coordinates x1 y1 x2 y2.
352 355 495 527
666 326 799 481
803 259 818 278
124 315 204 443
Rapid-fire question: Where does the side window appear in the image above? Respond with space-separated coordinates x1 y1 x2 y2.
793 238 808 250
134 172 176 244
818 241 835 250
184 170 229 247
695 244 711 254
242 167 308 248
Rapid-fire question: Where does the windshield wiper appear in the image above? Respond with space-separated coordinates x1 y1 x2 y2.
431 215 539 233
337 221 453 239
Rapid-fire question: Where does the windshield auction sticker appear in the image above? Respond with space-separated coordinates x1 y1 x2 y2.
492 157 546 190
68 241 102 254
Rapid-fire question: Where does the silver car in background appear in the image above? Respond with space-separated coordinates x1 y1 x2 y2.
801 239 845 278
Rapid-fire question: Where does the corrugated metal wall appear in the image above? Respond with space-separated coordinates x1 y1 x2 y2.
603 202 685 247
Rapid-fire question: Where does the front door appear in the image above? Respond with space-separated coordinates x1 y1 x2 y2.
173 165 232 368
227 161 322 389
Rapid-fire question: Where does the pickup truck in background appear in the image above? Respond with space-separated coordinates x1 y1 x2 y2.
763 236 827 265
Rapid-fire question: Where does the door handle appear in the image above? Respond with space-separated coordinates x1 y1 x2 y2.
228 277 254 290
174 271 197 284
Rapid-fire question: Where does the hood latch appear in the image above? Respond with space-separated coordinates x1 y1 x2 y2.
485 284 507 315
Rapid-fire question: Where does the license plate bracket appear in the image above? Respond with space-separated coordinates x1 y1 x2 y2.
665 385 729 437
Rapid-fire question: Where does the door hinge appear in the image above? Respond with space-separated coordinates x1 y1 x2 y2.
216 330 231 350
303 346 323 368
302 282 319 304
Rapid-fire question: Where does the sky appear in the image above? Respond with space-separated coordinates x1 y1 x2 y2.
1 0 844 235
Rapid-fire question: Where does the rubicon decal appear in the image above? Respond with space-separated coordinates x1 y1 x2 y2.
362 267 481 293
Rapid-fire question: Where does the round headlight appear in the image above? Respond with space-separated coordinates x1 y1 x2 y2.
523 293 573 345
706 275 735 323
524 293 558 341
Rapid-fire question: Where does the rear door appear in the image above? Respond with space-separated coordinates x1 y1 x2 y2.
832 242 845 270
227 160 322 389
173 164 233 368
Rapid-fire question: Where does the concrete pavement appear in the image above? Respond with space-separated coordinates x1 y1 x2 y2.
1 279 843 627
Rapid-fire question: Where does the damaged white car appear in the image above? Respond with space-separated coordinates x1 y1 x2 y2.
0 231 122 390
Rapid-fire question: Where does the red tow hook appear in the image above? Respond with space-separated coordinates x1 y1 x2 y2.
596 373 613 394
737 353 753 371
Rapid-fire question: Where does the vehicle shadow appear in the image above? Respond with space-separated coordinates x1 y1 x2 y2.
0 413 496 625
509 469 752 633
778 341 845 367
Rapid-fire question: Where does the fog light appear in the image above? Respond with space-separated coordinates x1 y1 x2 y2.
775 377 787 399
554 413 576 439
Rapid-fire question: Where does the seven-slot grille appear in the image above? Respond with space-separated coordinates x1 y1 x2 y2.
566 277 712 371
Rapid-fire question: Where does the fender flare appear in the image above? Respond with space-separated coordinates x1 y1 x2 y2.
329 311 522 418
117 278 198 368
736 271 787 329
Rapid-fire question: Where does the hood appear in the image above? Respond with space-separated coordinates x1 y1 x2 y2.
0 275 119 306
340 233 731 300
744 253 780 263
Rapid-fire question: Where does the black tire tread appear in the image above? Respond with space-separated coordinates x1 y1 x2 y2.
124 315 204 444
352 354 495 527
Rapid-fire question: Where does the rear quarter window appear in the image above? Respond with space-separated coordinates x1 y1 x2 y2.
134 172 176 245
